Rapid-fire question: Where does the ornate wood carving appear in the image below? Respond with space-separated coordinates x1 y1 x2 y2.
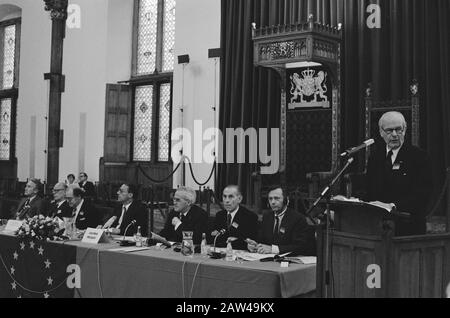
252 15 342 183
43 0 68 20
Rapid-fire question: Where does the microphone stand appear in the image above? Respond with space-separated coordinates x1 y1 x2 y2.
120 220 136 246
305 157 354 298
210 230 226 259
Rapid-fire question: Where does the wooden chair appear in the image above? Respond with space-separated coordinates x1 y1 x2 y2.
345 79 421 199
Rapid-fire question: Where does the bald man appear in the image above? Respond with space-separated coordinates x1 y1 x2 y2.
366 111 432 236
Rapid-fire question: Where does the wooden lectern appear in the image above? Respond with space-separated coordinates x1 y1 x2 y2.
316 200 450 298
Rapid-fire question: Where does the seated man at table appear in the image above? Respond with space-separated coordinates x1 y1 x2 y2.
102 183 148 237
49 182 72 219
247 186 316 256
66 186 100 230
212 185 258 250
159 186 208 245
16 178 47 220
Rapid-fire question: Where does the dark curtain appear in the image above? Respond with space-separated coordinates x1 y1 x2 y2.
219 0 450 208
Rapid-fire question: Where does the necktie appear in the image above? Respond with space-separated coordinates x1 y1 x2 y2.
227 213 232 229
17 199 30 219
273 214 280 242
179 213 184 222
117 206 126 228
385 150 394 170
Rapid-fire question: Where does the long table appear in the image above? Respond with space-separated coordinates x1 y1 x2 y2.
0 232 316 298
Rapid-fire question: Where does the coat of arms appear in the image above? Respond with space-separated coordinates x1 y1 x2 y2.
288 69 330 109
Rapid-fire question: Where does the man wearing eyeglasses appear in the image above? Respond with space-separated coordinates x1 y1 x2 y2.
366 111 432 236
49 182 72 219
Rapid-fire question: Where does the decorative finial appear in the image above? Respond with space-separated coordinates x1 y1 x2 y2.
43 0 68 20
410 79 419 96
366 83 373 98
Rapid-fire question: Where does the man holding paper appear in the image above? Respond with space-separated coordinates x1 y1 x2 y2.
102 184 148 237
247 186 316 256
366 112 432 236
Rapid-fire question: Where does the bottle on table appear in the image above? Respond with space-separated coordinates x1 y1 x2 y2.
200 233 208 255
225 241 234 261
135 226 142 247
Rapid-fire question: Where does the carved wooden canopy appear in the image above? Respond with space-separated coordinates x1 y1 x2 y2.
252 15 343 183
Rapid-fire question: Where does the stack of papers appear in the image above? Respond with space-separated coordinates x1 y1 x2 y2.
108 246 150 253
235 252 276 262
284 256 317 265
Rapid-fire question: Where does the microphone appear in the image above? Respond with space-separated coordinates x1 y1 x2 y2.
209 229 226 259
340 139 374 157
120 220 136 246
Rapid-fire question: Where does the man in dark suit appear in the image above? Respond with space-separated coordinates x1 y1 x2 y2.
48 182 72 219
102 183 148 237
366 111 432 236
78 172 96 200
247 186 316 256
212 185 258 250
66 186 100 230
159 186 208 245
16 179 47 220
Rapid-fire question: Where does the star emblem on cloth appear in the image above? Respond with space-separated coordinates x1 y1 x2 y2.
13 251 18 260
38 246 44 255
11 281 17 290
29 241 35 249
44 259 51 269
44 292 50 298
10 266 15 275
47 277 53 286
19 242 25 250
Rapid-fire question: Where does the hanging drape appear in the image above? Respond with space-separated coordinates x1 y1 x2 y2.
218 0 450 208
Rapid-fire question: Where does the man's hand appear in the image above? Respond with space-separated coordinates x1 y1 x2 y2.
246 239 258 253
172 217 182 228
256 244 272 254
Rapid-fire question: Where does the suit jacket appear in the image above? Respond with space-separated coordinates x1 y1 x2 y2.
159 205 208 245
213 206 258 250
110 200 149 237
49 200 73 219
74 200 101 230
259 208 316 256
366 143 432 236
16 196 47 220
79 181 96 199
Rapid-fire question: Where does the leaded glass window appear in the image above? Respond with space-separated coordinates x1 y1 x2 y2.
133 85 154 161
2 25 16 89
0 98 11 160
137 0 158 75
162 0 176 72
158 83 171 161
132 0 174 162
135 0 176 75
0 18 20 162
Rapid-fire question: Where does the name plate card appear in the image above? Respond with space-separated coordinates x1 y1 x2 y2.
3 220 24 233
81 228 110 244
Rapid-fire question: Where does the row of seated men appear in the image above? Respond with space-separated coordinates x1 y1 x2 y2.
14 178 316 257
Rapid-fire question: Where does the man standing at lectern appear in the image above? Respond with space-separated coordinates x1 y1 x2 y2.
366 111 432 236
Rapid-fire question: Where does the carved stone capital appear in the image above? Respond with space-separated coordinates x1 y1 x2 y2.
43 0 68 20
